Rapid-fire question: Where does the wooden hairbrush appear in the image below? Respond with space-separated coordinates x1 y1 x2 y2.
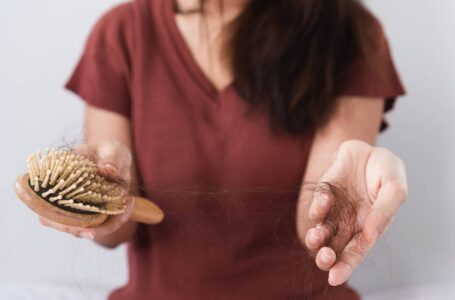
14 149 164 227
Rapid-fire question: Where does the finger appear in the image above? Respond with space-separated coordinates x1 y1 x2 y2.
96 141 132 181
328 227 378 286
308 191 333 223
305 223 333 251
315 247 336 271
73 142 131 181
92 197 136 237
366 148 408 204
370 180 406 231
327 201 390 286
39 217 95 239
359 180 405 246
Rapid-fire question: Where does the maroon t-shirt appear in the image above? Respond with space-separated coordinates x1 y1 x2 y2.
66 0 405 299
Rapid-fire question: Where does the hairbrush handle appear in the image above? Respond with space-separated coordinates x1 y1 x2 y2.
130 197 164 225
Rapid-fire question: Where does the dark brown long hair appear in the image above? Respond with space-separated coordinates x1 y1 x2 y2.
177 0 381 134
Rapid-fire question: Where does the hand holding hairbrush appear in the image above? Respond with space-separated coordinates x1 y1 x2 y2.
15 148 164 228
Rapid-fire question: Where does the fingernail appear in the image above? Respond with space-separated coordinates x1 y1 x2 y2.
308 230 320 246
329 263 352 286
320 251 332 264
328 270 336 286
80 232 94 240
319 194 329 208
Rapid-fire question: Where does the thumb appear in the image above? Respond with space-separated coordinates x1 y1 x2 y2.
96 140 132 181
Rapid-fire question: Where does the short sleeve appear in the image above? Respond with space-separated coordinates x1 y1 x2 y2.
65 3 134 118
337 20 406 131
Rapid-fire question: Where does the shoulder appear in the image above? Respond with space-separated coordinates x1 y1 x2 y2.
356 4 389 47
85 1 139 54
95 1 135 30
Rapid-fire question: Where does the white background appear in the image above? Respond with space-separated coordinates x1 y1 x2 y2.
0 0 454 298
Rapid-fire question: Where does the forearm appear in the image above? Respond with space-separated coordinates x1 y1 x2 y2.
296 96 384 253
85 105 140 248
94 220 138 248
303 96 383 182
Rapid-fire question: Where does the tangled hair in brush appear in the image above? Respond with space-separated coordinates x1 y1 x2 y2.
69 144 131 188
26 147 131 215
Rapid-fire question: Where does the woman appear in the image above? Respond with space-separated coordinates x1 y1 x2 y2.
40 0 408 299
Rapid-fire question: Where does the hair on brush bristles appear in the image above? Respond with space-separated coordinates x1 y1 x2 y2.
26 148 128 215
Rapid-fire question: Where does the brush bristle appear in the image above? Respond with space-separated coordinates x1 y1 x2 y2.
26 148 127 215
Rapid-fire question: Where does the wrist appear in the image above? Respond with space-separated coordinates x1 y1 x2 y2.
94 220 138 249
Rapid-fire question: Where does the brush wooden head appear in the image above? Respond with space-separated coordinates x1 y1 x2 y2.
15 174 109 227
14 149 132 227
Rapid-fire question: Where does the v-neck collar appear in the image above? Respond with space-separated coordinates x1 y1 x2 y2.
161 0 234 101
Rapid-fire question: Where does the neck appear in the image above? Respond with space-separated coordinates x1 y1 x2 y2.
176 0 247 16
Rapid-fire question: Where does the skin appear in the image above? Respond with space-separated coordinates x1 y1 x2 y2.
300 136 408 286
40 0 408 288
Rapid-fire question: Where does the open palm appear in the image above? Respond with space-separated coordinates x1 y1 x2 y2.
297 140 408 286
